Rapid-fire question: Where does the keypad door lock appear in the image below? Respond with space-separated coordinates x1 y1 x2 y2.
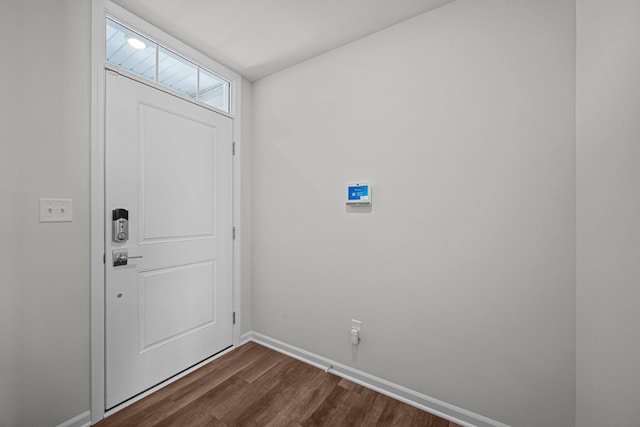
112 208 129 243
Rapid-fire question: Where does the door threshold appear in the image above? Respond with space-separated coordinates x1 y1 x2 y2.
104 344 235 417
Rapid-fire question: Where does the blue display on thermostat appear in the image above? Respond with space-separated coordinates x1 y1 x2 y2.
348 185 369 201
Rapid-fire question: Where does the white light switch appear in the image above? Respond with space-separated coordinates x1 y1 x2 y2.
39 198 73 222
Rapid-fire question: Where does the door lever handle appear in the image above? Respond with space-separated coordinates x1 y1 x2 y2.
113 249 142 267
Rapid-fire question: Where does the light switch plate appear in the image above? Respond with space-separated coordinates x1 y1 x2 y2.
40 198 73 222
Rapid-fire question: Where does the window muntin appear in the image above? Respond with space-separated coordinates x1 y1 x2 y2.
106 18 231 113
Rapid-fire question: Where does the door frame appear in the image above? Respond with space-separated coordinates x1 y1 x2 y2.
90 1 243 422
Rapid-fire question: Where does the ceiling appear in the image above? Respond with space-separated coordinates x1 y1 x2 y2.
111 0 456 82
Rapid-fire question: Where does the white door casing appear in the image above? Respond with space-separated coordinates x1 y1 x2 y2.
105 71 233 409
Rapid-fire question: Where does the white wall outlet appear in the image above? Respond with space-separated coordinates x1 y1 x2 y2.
40 198 73 222
351 319 362 345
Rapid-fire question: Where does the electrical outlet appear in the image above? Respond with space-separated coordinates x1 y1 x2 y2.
351 319 362 345
40 198 73 222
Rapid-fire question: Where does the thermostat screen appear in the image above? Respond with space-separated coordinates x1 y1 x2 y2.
348 185 369 201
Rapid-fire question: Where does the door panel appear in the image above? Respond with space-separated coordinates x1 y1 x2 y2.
139 103 216 241
105 72 233 410
139 261 216 352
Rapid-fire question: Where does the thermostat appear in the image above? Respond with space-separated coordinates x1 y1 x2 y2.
346 182 371 205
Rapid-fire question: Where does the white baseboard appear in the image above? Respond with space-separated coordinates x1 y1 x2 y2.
240 331 254 345
56 411 91 427
244 331 510 427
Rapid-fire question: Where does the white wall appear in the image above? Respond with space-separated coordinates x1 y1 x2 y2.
14 1 636 426
0 2 253 425
252 1 576 426
241 78 254 333
0 4 24 425
0 1 91 426
576 1 640 426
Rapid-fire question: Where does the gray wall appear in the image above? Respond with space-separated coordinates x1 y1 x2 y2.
576 0 640 426
252 1 576 426
6 0 640 426
241 78 254 333
0 4 23 425
0 2 254 425
0 0 91 426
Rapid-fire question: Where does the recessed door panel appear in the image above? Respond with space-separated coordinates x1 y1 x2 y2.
139 261 216 351
139 104 217 242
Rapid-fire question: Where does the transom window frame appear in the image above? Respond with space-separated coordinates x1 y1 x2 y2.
105 17 232 114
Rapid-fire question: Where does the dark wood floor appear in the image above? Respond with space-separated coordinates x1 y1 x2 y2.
95 341 461 426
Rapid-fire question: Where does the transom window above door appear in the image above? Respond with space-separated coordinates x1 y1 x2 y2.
106 18 230 113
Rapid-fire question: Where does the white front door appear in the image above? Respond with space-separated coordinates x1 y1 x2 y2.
105 71 234 409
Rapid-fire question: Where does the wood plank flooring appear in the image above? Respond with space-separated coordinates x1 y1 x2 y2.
95 342 461 426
